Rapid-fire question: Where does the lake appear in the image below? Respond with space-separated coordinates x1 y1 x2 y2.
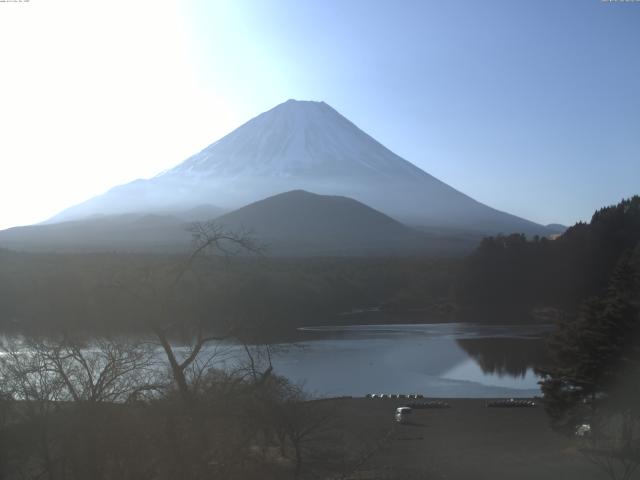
2 323 552 399
250 323 552 398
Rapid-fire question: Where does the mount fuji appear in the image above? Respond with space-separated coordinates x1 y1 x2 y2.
50 99 546 235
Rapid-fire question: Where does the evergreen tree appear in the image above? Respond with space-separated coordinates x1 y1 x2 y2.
538 248 640 480
457 196 640 321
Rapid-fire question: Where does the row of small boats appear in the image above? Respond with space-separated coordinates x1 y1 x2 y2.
366 393 424 399
366 394 536 408
486 399 536 408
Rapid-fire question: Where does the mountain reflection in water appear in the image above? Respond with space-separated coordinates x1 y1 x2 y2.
265 323 552 397
455 337 548 378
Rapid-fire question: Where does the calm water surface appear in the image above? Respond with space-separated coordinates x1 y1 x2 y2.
258 323 551 398
3 323 551 398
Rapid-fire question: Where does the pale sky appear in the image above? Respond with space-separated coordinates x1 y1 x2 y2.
1 0 638 230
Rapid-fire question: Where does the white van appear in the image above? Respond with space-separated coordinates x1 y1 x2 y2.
395 406 412 423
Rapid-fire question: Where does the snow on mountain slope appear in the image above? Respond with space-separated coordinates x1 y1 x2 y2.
164 99 423 179
49 99 549 235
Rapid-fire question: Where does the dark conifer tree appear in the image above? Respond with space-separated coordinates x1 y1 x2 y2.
538 249 640 480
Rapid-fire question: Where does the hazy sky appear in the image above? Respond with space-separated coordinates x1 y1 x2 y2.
1 0 638 229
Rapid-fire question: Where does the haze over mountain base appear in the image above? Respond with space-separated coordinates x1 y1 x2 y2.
0 191 485 255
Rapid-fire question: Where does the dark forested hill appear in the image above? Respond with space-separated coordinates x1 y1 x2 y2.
456 196 640 321
214 190 430 255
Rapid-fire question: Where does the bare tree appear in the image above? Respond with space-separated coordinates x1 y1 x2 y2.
35 336 159 403
114 221 263 399
0 338 66 480
105 222 266 479
268 385 331 480
0 335 159 480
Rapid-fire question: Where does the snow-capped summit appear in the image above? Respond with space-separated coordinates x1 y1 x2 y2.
49 99 549 235
163 99 422 180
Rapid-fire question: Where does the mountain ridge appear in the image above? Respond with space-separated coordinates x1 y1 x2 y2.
0 190 477 255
